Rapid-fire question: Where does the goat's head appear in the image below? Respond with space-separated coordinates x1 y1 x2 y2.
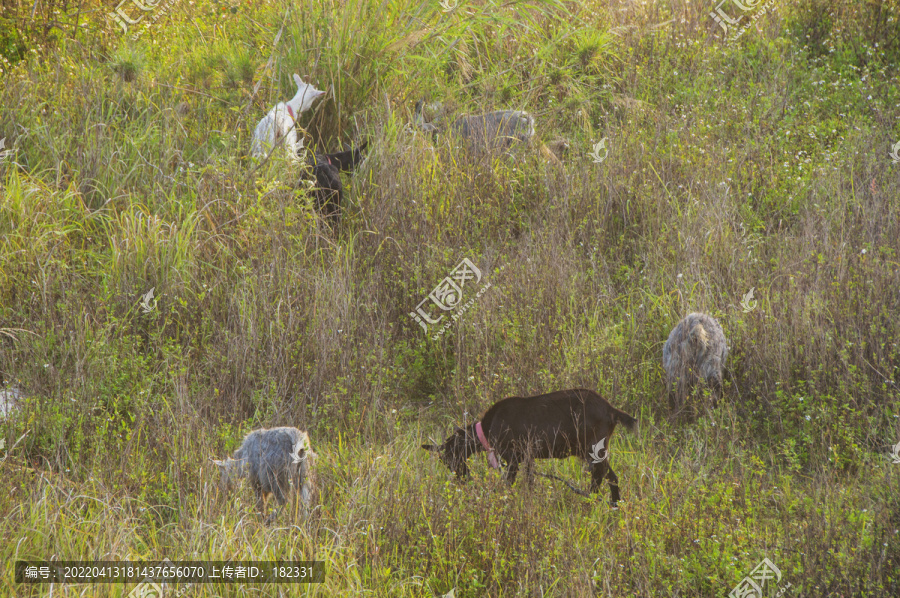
210 456 247 493
422 425 478 479
291 74 326 114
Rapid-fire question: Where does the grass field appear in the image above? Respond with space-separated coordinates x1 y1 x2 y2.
1 0 900 595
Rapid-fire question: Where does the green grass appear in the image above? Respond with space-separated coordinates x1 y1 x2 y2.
1 0 900 595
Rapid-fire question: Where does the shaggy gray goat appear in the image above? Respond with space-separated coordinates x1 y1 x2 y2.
414 100 535 152
211 426 316 521
662 312 728 412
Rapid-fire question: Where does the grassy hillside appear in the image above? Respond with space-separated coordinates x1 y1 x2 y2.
1 0 899 595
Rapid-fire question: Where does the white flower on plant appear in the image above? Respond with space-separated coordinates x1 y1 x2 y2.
740 287 758 313
589 438 609 463
439 0 459 12
140 287 157 314
589 137 609 163
0 137 10 163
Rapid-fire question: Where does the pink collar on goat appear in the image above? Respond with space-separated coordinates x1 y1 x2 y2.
287 105 295 119
475 421 500 469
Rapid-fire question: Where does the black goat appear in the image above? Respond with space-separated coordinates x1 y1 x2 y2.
422 388 637 505
305 141 368 224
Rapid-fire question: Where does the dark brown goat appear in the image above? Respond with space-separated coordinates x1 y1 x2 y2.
422 389 637 505
303 141 368 224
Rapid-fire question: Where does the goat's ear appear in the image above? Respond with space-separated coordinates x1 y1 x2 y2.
293 73 303 87
421 444 441 452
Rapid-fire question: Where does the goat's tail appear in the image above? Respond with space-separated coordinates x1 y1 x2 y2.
614 409 639 433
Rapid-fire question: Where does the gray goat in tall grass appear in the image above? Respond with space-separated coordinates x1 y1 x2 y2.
211 427 316 522
662 313 728 413
414 100 535 152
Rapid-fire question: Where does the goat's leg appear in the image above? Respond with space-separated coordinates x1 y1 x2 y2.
504 457 519 486
300 480 313 506
523 459 535 487
272 473 289 507
268 497 289 525
605 466 621 507
709 374 723 409
254 488 266 519
291 466 306 520
668 390 683 420
589 461 608 494
267 474 293 523
667 378 681 415
590 461 621 506
671 375 697 421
